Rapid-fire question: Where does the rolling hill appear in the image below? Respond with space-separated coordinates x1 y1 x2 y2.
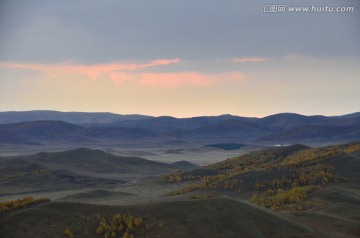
28 148 188 174
1 142 359 237
1 112 359 145
0 197 319 238
162 141 360 206
0 148 199 196
155 141 360 236
0 120 158 145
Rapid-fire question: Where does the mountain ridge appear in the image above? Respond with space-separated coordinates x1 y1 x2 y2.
0 110 153 124
1 110 359 125
0 111 359 145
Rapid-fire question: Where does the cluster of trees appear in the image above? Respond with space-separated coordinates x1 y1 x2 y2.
251 164 345 210
95 213 143 238
64 228 74 238
166 174 244 196
209 145 309 171
166 183 199 196
344 142 360 153
189 191 219 200
280 151 330 168
296 164 345 186
255 164 344 191
62 213 166 238
251 186 321 210
0 168 50 182
209 178 245 190
166 174 231 196
0 196 51 214
158 171 198 183
94 213 165 238
32 168 50 174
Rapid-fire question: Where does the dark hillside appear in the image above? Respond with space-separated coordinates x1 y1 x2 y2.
0 148 197 195
259 113 328 130
163 142 360 210
0 148 191 178
0 198 317 238
0 120 157 144
257 121 360 143
30 148 176 174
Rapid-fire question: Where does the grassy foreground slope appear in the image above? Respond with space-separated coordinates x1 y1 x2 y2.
0 198 316 238
156 141 360 237
284 186 360 238
163 142 360 204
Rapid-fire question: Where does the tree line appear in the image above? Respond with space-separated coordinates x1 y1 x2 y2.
0 196 51 215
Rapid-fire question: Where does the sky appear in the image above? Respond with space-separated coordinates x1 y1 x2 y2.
0 0 359 118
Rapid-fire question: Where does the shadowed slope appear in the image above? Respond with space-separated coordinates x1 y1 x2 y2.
0 198 316 238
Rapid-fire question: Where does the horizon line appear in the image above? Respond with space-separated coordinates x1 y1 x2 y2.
0 109 359 119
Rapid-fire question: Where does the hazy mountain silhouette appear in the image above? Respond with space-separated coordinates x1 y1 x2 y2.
0 120 157 144
0 110 152 124
0 111 359 145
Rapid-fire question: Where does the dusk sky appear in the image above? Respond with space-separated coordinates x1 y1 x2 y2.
0 0 359 118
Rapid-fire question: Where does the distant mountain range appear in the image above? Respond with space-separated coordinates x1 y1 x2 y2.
0 120 158 145
0 110 359 145
0 110 152 124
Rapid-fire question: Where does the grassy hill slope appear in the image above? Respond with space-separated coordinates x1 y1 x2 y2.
156 142 360 237
162 142 360 209
0 148 197 196
0 198 317 238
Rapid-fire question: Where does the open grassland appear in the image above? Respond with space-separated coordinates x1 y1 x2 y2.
0 197 319 238
1 185 359 238
1 142 359 237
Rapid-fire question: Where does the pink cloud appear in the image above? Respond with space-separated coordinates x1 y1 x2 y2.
0 59 247 88
0 58 181 81
230 57 271 63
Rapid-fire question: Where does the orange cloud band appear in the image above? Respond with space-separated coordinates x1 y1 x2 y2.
0 58 180 81
0 59 246 88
